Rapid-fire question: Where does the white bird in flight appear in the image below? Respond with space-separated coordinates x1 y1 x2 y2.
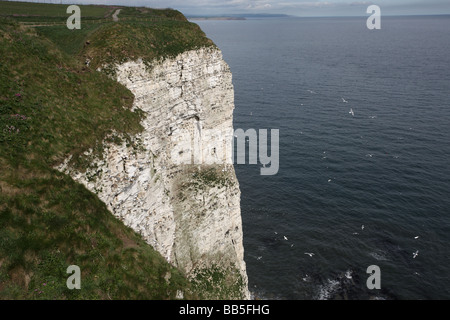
414 236 419 239
349 108 354 116
284 236 288 241
304 252 315 257
342 97 348 103
413 250 419 258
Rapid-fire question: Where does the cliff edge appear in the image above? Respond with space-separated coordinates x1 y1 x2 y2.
60 8 249 299
0 3 248 300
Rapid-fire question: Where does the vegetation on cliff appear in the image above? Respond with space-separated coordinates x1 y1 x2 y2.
0 1 223 299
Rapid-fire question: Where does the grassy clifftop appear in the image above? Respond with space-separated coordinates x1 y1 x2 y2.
0 1 216 299
0 1 214 68
79 19 214 74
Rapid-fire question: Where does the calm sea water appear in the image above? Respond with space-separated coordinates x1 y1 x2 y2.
196 16 450 300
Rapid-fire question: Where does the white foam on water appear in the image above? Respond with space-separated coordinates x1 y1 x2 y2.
316 279 340 300
345 270 353 279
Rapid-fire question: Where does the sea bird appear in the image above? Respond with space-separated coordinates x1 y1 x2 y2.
349 108 354 116
304 252 315 257
413 250 419 258
342 97 348 103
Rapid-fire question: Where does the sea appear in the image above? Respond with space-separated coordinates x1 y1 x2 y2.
195 15 450 300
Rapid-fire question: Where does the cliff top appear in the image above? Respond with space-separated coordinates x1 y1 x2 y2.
1 1 215 72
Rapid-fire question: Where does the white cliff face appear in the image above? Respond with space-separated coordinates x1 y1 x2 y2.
57 47 249 299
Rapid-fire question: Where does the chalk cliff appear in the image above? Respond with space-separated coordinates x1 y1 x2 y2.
57 46 249 299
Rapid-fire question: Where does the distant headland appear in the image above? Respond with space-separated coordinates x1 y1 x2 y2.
188 16 246 20
187 13 292 20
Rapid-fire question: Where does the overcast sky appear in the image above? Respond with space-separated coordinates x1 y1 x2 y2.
18 0 450 16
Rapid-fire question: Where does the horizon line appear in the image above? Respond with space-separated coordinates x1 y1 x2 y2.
187 13 450 18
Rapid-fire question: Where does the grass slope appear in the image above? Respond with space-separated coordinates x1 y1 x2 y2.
0 1 217 299
0 0 112 23
81 20 214 74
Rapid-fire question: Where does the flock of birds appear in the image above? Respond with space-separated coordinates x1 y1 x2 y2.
304 90 355 117
254 90 353 117
340 97 355 116
306 92 398 183
255 224 421 264
252 89 421 289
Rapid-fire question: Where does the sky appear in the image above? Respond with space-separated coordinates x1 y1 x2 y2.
15 0 450 17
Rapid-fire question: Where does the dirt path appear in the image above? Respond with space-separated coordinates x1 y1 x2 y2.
112 9 121 22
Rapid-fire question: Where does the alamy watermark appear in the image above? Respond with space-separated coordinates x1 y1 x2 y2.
170 127 279 176
366 265 381 289
367 5 381 30
66 265 81 289
66 5 81 30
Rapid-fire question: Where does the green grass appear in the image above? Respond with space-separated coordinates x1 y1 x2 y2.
33 19 214 66
0 1 111 22
81 20 214 74
0 20 143 168
0 167 193 299
35 23 103 56
1 1 214 69
117 7 187 21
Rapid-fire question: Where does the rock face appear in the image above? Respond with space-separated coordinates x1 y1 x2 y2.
57 46 249 299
